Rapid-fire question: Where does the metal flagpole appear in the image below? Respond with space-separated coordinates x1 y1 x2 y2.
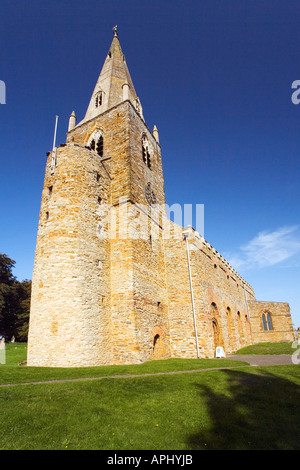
51 115 59 175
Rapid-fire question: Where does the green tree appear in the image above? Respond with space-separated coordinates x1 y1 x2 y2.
15 279 31 341
0 253 31 341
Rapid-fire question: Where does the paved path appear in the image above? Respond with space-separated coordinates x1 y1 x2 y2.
0 355 295 388
227 354 293 366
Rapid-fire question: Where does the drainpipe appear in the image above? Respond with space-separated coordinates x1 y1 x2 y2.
243 281 254 344
183 229 200 358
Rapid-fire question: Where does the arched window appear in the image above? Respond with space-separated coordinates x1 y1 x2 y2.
88 130 104 158
142 134 151 169
262 312 273 331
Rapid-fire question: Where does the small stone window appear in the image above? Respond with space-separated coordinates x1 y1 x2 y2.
48 186 53 195
210 302 218 316
153 334 160 350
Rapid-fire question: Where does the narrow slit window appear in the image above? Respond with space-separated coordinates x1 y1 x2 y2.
153 334 160 350
267 313 273 330
262 313 267 331
96 136 103 157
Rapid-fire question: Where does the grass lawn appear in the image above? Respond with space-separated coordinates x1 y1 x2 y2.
0 342 299 450
234 342 294 355
0 343 249 385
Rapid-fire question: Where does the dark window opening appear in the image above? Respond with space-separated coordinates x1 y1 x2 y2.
98 196 102 204
46 211 49 220
147 151 151 169
153 334 160 349
48 186 53 195
90 139 95 151
96 136 103 157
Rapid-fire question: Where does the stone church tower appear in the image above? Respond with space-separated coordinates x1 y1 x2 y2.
27 29 294 367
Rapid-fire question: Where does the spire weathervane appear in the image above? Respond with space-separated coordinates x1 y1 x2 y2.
113 25 118 37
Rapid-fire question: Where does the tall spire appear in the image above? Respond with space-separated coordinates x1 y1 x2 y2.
79 27 142 125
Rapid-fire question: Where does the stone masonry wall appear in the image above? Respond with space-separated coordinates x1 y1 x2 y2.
248 300 294 344
27 142 111 366
163 224 255 358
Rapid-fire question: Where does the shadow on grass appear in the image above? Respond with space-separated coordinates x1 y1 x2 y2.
188 368 300 450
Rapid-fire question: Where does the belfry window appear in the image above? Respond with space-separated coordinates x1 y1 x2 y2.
142 135 151 169
88 130 104 158
95 92 102 108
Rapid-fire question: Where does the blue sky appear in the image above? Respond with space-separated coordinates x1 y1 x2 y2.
1 0 300 328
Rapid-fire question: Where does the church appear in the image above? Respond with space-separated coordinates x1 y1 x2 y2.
27 28 294 367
